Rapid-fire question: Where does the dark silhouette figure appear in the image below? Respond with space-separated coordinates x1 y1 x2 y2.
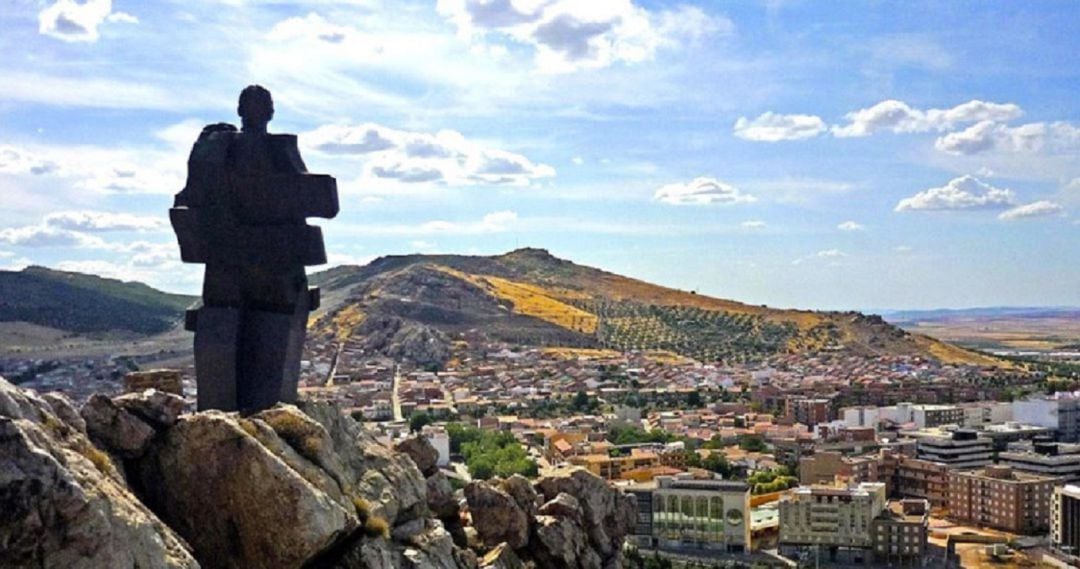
170 86 338 413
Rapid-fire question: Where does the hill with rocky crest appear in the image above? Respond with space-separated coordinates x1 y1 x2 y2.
309 248 1001 367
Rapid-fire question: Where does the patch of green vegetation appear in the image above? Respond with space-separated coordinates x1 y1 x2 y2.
747 467 797 495
0 266 196 334
446 423 537 480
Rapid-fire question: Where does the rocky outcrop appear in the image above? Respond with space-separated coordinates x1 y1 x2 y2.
464 468 636 569
1 377 635 569
0 378 479 569
0 379 197 568
464 481 530 549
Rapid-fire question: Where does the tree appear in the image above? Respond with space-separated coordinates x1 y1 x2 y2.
687 390 703 408
738 434 766 452
409 412 432 433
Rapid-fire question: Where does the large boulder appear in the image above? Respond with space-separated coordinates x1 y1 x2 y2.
130 411 356 569
479 543 525 569
534 468 636 565
395 435 439 476
80 393 156 458
427 470 460 519
0 378 197 568
500 475 540 518
529 515 599 569
114 389 186 429
463 480 529 549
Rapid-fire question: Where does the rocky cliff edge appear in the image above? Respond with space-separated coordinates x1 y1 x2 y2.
0 378 635 569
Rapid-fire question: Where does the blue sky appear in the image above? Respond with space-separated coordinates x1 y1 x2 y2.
0 0 1077 310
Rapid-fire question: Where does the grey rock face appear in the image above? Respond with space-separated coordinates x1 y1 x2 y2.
0 378 198 569
535 468 636 564
114 389 187 429
396 435 439 476
426 470 460 519
538 492 584 526
464 481 530 549
80 393 156 458
500 474 540 518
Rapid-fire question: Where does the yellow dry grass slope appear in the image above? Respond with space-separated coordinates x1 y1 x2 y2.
912 334 1007 367
331 304 365 341
434 266 599 333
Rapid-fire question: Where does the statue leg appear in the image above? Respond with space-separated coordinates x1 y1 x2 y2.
194 264 242 412
236 289 308 414
194 306 241 412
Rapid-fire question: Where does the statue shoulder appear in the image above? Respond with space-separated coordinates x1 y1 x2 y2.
198 122 239 141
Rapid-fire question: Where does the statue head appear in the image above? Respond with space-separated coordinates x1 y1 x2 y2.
238 85 274 133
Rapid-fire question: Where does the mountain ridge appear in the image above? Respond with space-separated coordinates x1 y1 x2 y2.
309 248 1003 367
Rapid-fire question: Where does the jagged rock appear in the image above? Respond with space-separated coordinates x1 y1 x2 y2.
81 393 155 458
131 412 357 569
299 400 429 525
534 468 636 565
479 542 525 569
401 524 477 569
427 471 459 519
538 492 583 526
393 517 428 542
464 481 529 549
500 475 540 517
529 514 599 569
396 435 439 476
41 391 86 434
0 377 197 568
114 389 186 430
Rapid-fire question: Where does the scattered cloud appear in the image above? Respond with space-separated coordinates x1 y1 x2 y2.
304 123 555 186
998 200 1066 221
733 112 827 142
0 225 107 248
654 177 756 206
43 211 167 232
0 143 182 195
419 210 519 234
832 99 1022 138
436 0 728 73
895 175 1016 212
837 220 865 231
740 220 767 229
935 120 1080 155
38 0 136 43
816 249 847 258
894 245 913 253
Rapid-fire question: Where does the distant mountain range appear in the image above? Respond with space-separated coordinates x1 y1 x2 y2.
882 306 1080 323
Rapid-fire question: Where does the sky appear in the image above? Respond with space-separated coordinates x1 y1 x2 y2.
0 0 1077 311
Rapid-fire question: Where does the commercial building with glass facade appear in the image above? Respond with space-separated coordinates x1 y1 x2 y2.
626 475 751 553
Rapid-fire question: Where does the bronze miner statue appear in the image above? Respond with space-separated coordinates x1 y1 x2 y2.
170 86 339 413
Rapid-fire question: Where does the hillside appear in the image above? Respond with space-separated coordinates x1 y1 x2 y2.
0 266 196 335
309 248 1002 367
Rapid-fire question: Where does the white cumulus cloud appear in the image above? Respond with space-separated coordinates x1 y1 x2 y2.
998 201 1065 221
740 220 767 229
43 211 167 233
832 99 1022 138
304 123 554 187
935 120 1080 155
895 175 1016 212
38 0 135 43
654 177 756 206
437 0 728 73
733 112 827 142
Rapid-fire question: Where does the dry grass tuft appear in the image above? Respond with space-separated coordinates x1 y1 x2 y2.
364 515 390 539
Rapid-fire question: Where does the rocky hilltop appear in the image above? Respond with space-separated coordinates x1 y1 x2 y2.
0 377 634 568
308 248 1001 368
